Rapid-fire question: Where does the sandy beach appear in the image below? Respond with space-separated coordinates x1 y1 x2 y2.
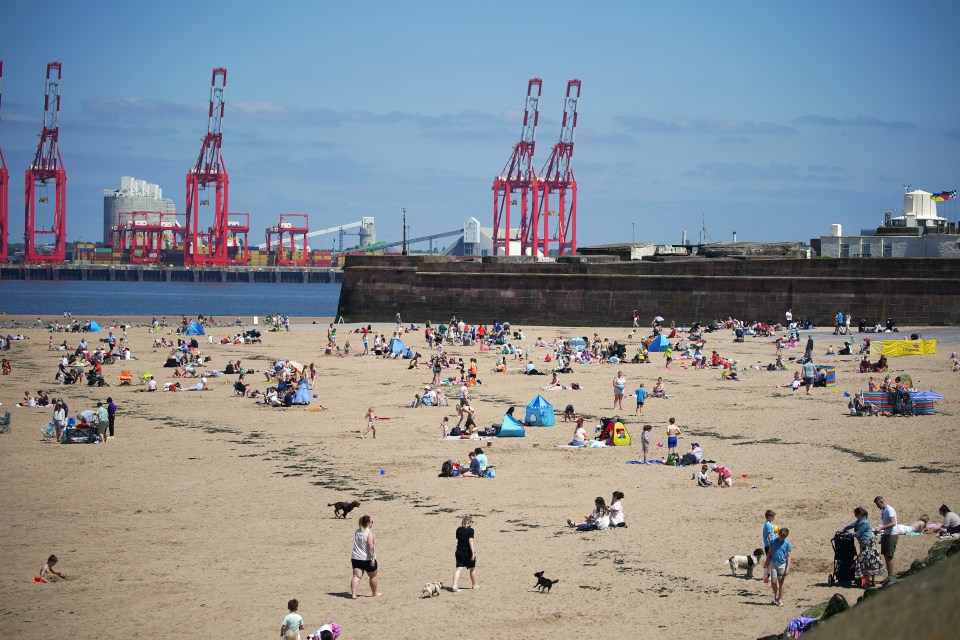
1 316 957 640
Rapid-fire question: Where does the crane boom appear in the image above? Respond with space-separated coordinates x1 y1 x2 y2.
537 79 581 257
493 78 543 256
195 67 226 176
0 59 8 262
24 61 67 264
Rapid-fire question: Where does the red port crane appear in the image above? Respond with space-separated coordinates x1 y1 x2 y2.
185 67 230 266
537 79 581 257
24 62 66 264
0 60 9 262
492 78 542 256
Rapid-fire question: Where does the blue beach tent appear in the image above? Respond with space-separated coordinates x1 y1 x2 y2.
86 321 101 333
388 337 407 356
292 380 312 405
648 335 670 352
185 321 205 336
498 413 526 437
525 395 555 427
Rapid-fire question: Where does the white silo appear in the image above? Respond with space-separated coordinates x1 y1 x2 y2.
102 176 177 244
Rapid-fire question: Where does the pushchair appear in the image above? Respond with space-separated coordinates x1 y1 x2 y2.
734 329 745 343
827 533 857 586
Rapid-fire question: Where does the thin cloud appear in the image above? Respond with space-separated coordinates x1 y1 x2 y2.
683 161 843 182
794 114 917 131
83 96 198 119
616 115 794 135
577 131 637 145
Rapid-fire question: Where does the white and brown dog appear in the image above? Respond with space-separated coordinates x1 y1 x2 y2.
726 548 765 578
421 581 444 598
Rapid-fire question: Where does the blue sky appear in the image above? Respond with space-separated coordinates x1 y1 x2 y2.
1 0 958 250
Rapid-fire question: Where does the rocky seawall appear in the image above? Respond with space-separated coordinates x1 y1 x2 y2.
336 255 960 326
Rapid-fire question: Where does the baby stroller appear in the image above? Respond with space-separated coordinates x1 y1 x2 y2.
827 533 857 586
733 329 745 343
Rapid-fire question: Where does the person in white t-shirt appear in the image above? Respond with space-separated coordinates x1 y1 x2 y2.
280 599 303 640
608 491 626 528
570 418 587 447
873 496 898 582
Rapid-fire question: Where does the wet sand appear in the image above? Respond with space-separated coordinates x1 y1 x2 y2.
1 317 957 639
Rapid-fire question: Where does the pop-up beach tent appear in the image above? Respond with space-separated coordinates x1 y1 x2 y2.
647 335 670 352
292 380 312 405
86 321 101 333
185 321 205 335
525 395 555 426
498 413 525 437
388 337 407 356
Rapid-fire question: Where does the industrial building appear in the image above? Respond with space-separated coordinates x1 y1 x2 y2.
103 176 176 243
812 189 959 258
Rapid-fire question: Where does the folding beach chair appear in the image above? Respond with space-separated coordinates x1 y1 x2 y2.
138 370 154 385
0 411 11 434
116 370 134 385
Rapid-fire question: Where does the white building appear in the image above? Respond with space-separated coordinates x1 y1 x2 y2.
103 176 177 243
814 190 959 258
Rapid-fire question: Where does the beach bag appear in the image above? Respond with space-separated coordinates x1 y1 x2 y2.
439 460 453 477
665 453 679 466
450 426 462 437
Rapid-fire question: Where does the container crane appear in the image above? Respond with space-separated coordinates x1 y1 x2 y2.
24 62 67 264
492 78 542 256
185 68 230 266
537 79 581 256
0 60 8 262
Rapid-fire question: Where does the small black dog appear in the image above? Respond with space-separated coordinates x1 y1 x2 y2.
328 500 361 519
534 571 559 593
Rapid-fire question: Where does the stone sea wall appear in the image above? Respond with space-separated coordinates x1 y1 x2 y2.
336 256 960 327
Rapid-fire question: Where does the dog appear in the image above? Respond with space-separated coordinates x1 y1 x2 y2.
534 571 559 593
726 548 765 578
328 500 361 519
420 581 443 598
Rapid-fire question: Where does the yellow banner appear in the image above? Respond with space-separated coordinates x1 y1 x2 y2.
869 339 937 357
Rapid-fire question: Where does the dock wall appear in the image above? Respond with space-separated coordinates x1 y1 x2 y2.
335 256 960 326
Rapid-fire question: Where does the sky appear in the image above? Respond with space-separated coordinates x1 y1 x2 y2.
1 0 958 250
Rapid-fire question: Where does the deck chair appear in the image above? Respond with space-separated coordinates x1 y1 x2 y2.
117 369 134 385
0 411 10 434
139 370 154 385
41 422 56 442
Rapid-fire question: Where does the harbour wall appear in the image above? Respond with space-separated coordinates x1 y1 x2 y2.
0 264 342 284
335 255 960 326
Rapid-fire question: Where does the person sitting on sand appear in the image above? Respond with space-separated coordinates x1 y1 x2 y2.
570 418 587 447
567 497 611 531
461 452 482 477
938 504 960 535
17 391 37 407
39 554 67 583
696 464 713 487
650 377 667 398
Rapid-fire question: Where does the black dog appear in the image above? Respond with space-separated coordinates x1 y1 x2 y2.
328 500 361 519
534 571 559 593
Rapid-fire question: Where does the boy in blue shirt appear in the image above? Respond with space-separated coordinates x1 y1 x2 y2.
633 384 647 416
762 510 776 581
764 528 792 606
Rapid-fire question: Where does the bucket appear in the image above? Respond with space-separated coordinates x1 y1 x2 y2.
486 466 496 478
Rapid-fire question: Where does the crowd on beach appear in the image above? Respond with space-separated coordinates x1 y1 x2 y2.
5 304 956 639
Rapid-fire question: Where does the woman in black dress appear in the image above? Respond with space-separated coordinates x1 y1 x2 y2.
451 515 477 592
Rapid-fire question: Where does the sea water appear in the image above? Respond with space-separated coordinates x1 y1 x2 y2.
0 280 341 317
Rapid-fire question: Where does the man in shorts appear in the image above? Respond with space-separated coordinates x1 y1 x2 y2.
666 417 682 454
95 402 109 444
874 496 898 583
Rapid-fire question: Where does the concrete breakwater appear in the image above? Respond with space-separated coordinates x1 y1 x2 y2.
336 255 960 326
0 264 342 284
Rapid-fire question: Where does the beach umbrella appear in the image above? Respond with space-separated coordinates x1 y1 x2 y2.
568 337 587 352
654 316 665 323
287 360 305 372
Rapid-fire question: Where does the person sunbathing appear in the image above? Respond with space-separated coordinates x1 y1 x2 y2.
650 378 667 398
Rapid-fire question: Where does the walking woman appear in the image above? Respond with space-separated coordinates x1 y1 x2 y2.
451 515 478 591
350 515 382 599
612 371 626 410
837 506 885 587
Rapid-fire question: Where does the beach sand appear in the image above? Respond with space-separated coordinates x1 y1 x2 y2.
1 317 957 639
